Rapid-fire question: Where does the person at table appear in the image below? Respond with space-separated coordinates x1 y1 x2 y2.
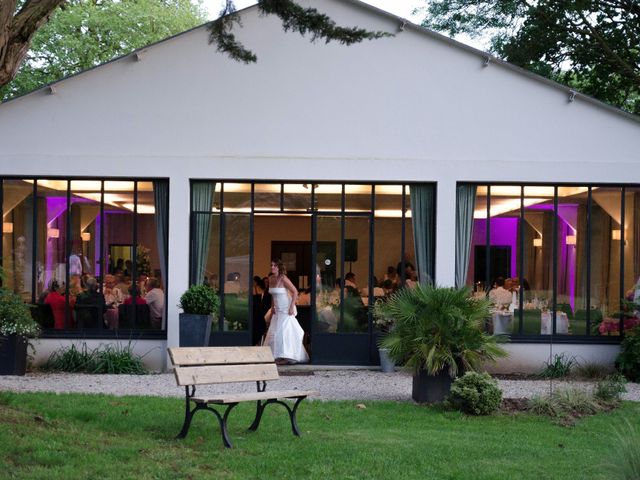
124 285 147 304
44 279 75 329
103 274 124 329
252 276 271 345
144 277 165 329
75 277 107 328
489 277 512 308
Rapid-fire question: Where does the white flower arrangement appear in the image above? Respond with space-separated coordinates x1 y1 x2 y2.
0 287 40 337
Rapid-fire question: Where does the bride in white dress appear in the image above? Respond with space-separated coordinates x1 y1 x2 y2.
264 260 309 365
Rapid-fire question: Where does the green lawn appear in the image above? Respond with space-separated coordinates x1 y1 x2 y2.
0 392 637 479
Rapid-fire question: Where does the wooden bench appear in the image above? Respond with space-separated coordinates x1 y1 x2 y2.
168 346 318 448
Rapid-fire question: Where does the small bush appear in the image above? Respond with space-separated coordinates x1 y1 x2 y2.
43 344 93 372
178 284 220 316
43 342 147 374
529 388 603 421
594 374 627 403
447 372 502 415
539 353 576 378
89 343 147 375
616 326 640 382
574 362 610 380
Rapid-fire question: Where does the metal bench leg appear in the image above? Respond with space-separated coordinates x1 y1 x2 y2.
176 387 196 439
248 400 265 432
219 403 238 448
287 397 306 437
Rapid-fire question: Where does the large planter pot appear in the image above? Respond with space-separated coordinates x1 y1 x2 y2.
0 335 28 376
412 369 454 404
179 313 213 347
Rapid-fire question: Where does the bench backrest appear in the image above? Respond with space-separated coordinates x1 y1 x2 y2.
168 346 279 386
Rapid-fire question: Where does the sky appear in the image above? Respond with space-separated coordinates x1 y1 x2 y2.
204 0 486 50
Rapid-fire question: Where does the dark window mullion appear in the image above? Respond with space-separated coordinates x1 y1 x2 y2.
620 186 626 337
218 184 225 332
99 180 105 330
552 186 558 335
400 185 406 286
132 181 138 329
248 184 255 341
518 186 524 335
368 185 375 337
485 185 491 293
31 180 37 305
310 183 317 333
586 187 592 335
339 184 345 326
65 180 71 329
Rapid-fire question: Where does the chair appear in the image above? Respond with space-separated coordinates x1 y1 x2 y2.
118 304 151 329
74 304 103 329
33 303 54 329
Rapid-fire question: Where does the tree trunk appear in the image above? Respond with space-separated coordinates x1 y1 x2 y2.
0 0 64 89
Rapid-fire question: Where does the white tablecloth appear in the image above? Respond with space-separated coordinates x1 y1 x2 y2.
492 312 513 335
541 311 569 334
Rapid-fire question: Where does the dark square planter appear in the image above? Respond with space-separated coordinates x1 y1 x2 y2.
179 313 213 347
0 335 28 376
412 369 454 404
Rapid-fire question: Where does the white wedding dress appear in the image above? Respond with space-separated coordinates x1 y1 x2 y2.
264 287 309 363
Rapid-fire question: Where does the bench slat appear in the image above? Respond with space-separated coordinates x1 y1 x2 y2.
174 363 280 386
169 346 274 366
193 390 319 404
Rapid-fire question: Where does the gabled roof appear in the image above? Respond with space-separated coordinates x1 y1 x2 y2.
1 0 638 124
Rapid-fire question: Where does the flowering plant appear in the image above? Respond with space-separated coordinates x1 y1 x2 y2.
316 289 340 311
0 287 40 337
372 298 394 333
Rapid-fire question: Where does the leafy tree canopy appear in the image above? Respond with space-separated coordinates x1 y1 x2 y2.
1 0 207 101
419 0 640 114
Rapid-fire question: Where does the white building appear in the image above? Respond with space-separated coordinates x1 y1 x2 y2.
1 0 639 372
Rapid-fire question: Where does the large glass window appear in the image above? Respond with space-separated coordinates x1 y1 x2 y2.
1 178 169 337
460 183 639 340
190 181 429 362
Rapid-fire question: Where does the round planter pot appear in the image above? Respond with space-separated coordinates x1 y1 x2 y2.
0 335 28 376
412 369 454 404
179 313 213 347
378 348 395 373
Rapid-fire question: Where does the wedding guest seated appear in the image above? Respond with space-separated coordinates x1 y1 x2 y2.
405 265 418 288
144 277 164 329
44 280 74 329
124 286 147 304
115 273 130 299
384 266 399 287
103 274 124 329
344 272 359 296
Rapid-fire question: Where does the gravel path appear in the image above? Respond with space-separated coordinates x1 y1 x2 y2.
1 370 639 401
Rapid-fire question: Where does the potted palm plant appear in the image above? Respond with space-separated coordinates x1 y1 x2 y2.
178 284 220 347
0 287 40 376
379 284 508 403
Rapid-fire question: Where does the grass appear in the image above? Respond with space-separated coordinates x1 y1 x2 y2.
1 392 640 479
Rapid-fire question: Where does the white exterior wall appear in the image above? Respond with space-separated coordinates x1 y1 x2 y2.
1 0 638 371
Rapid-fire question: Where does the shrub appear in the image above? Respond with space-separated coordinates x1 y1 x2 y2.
529 388 602 420
43 342 147 374
89 343 147 374
178 284 220 316
447 372 502 415
539 353 576 378
594 374 627 403
616 326 640 382
0 287 39 337
574 362 610 380
43 343 93 372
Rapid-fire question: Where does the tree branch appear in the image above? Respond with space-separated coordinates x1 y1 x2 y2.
0 0 64 86
208 0 392 64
